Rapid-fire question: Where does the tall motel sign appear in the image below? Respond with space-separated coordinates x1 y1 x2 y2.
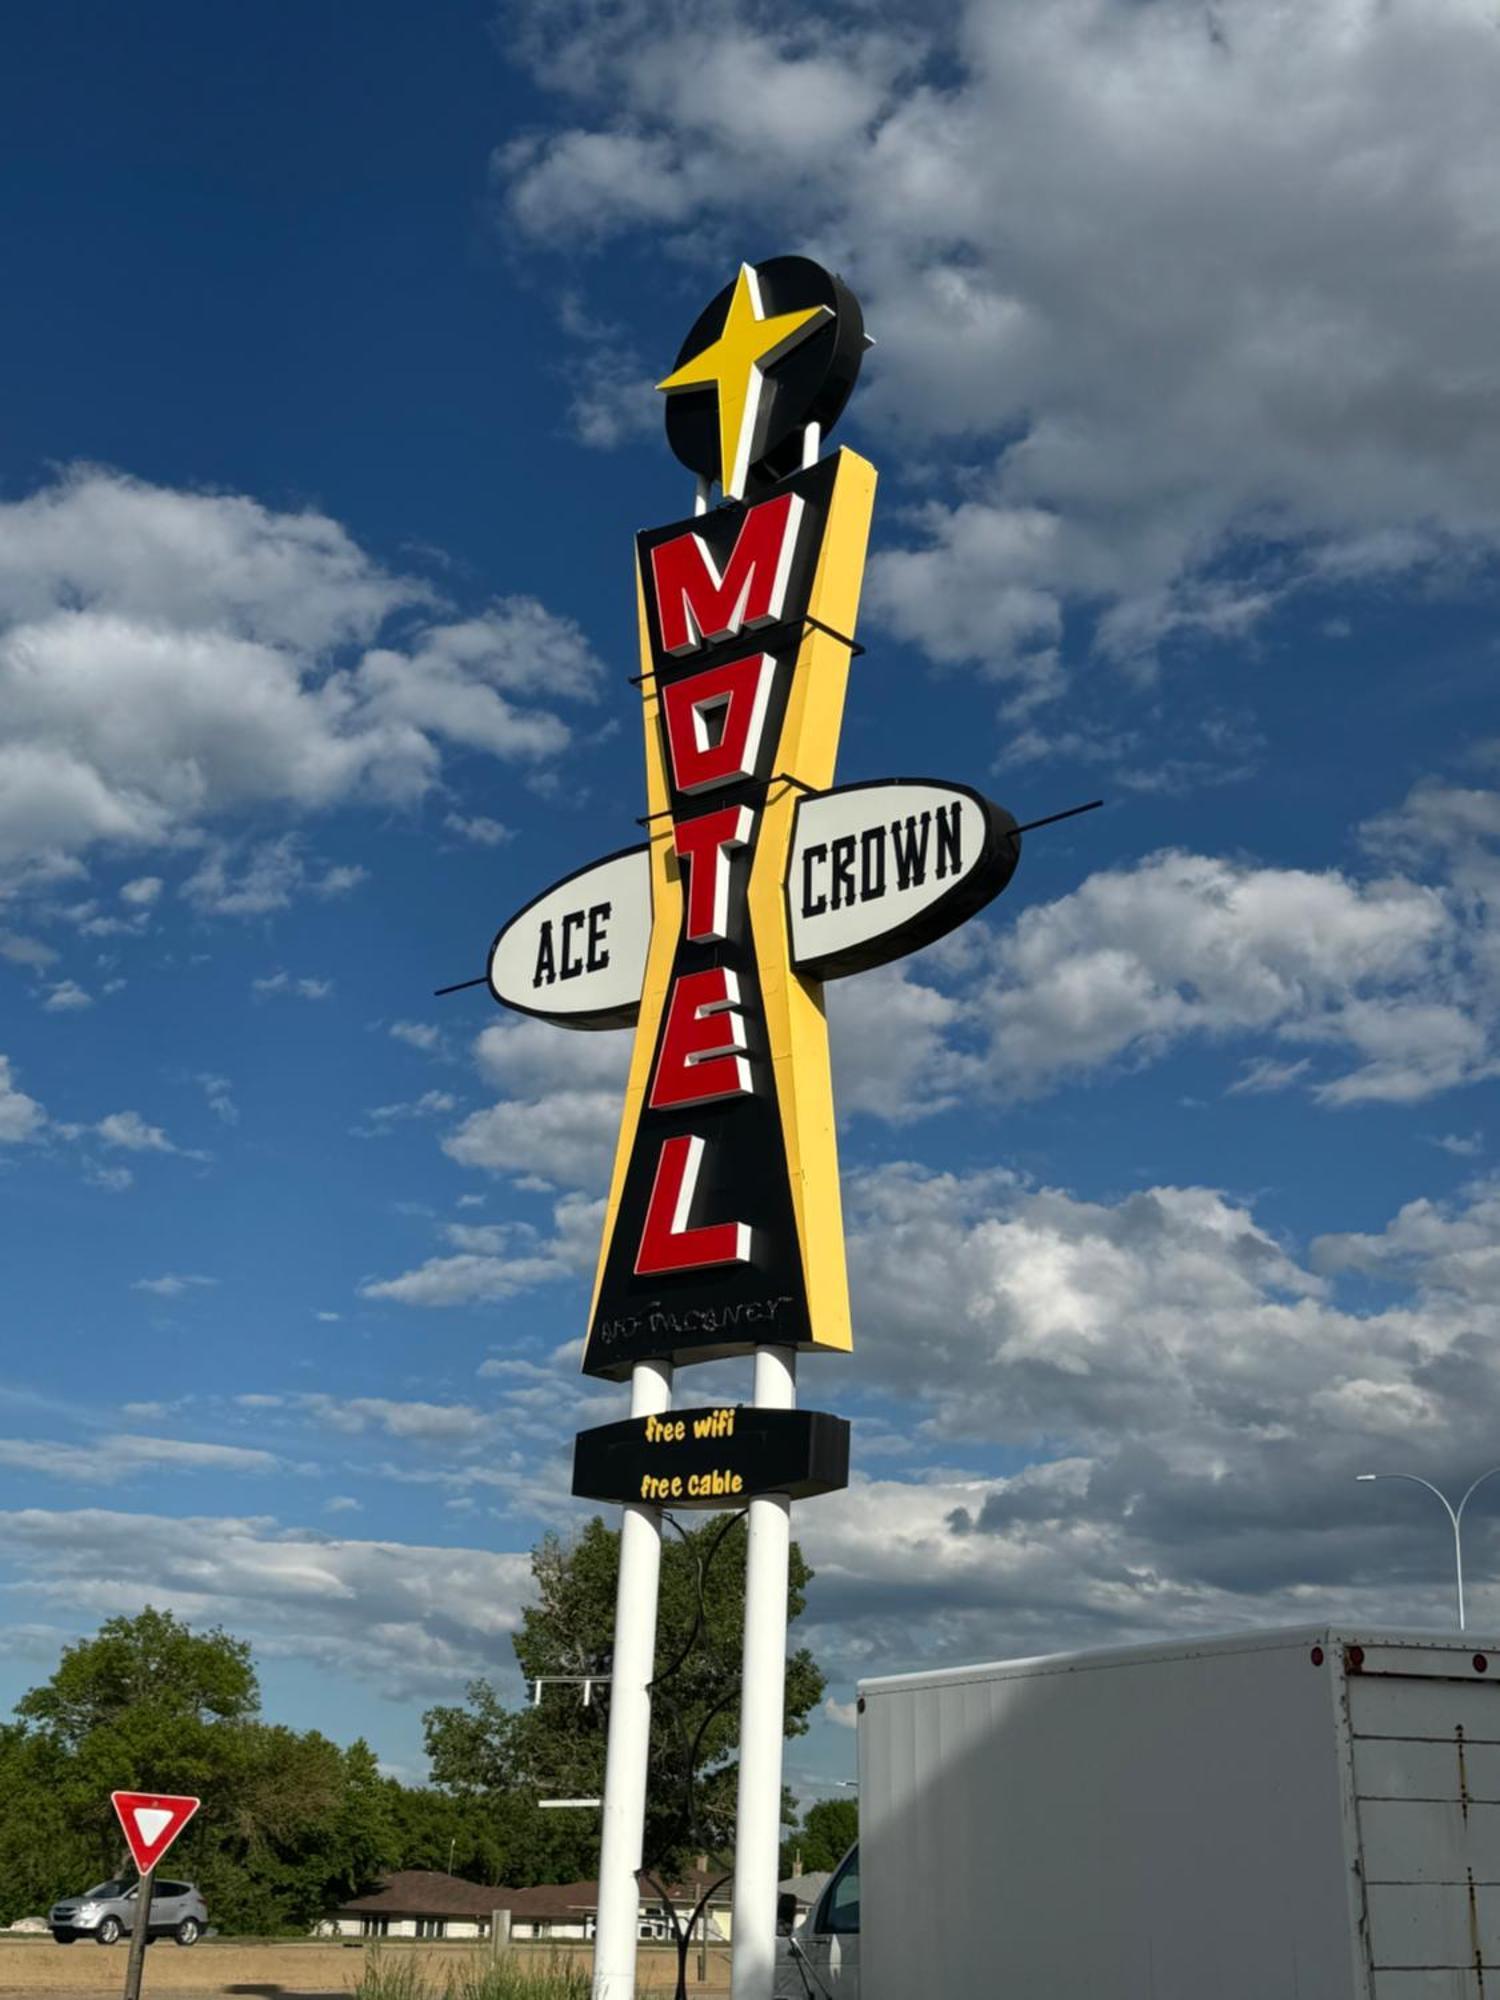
470 257 1044 2000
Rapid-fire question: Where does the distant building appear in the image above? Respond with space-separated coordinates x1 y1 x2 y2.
327 1871 500 1941
328 1867 733 1943
778 1871 831 1919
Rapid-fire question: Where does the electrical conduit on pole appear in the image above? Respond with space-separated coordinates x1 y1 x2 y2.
592 1356 673 2000
731 1345 797 2000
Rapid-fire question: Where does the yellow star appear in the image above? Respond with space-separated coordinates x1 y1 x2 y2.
658 263 831 500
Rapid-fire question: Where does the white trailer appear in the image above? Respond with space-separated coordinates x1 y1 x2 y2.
843 1627 1500 2000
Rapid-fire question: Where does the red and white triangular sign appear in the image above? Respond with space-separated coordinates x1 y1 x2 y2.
110 1791 200 1874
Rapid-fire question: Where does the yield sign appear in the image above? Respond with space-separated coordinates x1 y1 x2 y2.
110 1791 200 1873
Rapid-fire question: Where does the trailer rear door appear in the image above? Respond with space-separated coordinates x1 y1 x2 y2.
1350 1644 1500 1999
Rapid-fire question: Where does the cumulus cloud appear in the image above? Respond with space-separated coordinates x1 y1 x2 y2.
294 1395 493 1443
498 0 1500 677
41 979 92 1013
93 1110 182 1153
352 1090 458 1138
442 1018 631 1190
389 1020 444 1052
0 1057 46 1142
361 1194 603 1306
198 1074 239 1125
0 1434 278 1484
252 970 333 1002
0 468 602 878
183 836 366 918
0 1507 531 1698
775 1162 1500 1677
825 806 1500 1112
444 813 512 847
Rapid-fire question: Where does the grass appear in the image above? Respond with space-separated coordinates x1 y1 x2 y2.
350 1950 626 2000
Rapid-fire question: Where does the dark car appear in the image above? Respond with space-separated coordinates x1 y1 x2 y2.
49 1878 207 1946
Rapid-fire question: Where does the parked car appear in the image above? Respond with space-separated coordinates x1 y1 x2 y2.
776 1845 858 2000
49 1878 207 1946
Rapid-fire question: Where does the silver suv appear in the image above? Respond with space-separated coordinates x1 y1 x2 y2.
49 1877 207 1946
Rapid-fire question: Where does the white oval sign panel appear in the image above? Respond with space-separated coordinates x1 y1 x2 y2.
488 846 651 1029
487 781 1019 1027
788 779 1019 980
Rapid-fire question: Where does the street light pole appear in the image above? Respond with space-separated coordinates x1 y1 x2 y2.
1355 1466 1500 1631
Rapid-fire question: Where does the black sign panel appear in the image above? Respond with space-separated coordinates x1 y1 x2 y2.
572 1405 850 1509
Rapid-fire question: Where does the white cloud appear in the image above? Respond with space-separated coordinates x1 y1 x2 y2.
390 1019 443 1052
198 1073 239 1125
252 970 333 1001
353 1090 458 1136
442 1017 632 1190
0 1434 278 1483
0 468 602 877
0 1056 46 1142
444 813 511 847
1433 1131 1484 1158
131 1273 217 1298
822 813 1500 1114
361 1194 601 1306
767 1163 1500 1675
184 836 366 918
0 1506 531 1698
0 930 57 970
41 979 92 1013
296 1395 492 1442
94 1110 180 1153
500 0 1500 676
119 875 162 906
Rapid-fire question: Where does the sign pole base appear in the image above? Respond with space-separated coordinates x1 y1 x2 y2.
730 1346 796 2000
592 1358 673 2000
121 1868 153 2000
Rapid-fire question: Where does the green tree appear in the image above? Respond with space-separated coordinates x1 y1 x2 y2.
424 1514 825 1879
1 1608 396 1932
794 1797 858 1874
17 1606 258 1745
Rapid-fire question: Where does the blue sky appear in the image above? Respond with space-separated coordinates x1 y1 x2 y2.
3 0 1500 1799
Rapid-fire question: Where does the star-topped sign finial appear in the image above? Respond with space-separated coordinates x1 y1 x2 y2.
658 262 831 500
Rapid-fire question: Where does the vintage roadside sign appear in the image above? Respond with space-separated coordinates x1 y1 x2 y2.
471 262 1035 1420
442 252 1093 2000
110 1790 200 1874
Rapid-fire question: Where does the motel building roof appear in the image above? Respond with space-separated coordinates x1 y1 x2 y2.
333 1867 733 1925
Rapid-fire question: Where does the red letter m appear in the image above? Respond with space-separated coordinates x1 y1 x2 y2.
650 491 804 657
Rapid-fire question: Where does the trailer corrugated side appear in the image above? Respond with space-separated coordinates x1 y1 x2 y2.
859 1627 1500 2000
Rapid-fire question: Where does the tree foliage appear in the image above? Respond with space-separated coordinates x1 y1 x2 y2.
790 1797 858 1874
424 1515 825 1877
0 1609 390 1930
1 1518 832 1930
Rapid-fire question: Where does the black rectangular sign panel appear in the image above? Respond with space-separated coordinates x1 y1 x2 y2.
571 1405 850 1508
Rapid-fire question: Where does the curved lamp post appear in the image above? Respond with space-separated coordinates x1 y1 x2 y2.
1355 1467 1500 1631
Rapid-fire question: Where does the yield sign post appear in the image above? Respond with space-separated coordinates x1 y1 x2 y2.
109 1792 199 2000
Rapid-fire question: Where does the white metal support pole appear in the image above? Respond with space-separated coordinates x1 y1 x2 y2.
593 1356 673 2000
730 1345 797 2000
